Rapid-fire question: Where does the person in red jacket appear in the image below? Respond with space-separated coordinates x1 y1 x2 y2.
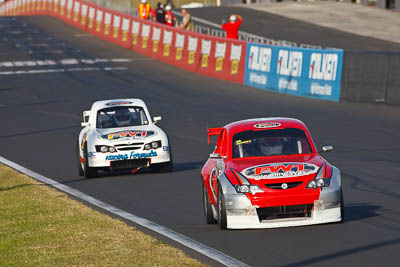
138 0 152 20
222 14 242 40
164 5 176 27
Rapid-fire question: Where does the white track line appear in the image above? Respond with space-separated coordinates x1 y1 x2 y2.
0 58 133 67
0 67 128 75
0 156 249 267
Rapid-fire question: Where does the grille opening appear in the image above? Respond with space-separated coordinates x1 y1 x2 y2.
117 146 142 151
114 143 145 151
110 159 149 170
265 181 303 190
114 143 144 147
257 204 312 221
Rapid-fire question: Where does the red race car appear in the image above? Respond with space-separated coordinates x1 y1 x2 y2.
201 118 343 229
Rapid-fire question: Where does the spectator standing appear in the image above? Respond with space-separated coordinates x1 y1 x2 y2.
138 0 152 20
164 5 176 27
179 8 194 31
153 2 166 24
222 14 242 40
164 0 175 9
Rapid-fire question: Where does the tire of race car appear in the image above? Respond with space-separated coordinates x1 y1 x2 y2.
203 181 217 224
151 161 173 173
83 142 98 178
76 141 84 176
150 139 173 172
340 189 344 222
217 183 227 230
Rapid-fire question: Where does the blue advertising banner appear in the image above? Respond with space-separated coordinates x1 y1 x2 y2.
244 43 343 101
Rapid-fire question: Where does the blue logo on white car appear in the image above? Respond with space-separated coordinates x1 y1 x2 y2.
105 150 157 161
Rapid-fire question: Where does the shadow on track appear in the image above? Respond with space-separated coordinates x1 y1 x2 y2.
60 161 205 184
344 172 400 200
0 99 71 109
170 161 204 172
0 125 79 139
281 238 400 267
343 203 381 222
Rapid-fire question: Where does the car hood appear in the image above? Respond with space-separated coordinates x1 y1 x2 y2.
226 155 325 182
95 125 158 142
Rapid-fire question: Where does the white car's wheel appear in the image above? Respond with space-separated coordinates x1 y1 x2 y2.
76 140 84 176
83 142 98 178
151 161 173 173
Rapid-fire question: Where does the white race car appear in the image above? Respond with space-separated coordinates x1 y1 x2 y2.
77 99 172 178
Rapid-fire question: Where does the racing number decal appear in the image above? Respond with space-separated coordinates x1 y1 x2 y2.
209 167 218 202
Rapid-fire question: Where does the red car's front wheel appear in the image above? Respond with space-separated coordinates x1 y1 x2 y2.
203 182 217 224
217 183 227 229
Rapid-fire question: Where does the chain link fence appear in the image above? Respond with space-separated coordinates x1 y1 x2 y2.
173 11 323 49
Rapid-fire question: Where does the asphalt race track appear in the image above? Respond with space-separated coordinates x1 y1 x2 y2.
1 14 400 267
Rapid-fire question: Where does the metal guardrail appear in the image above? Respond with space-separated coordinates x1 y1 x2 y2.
87 0 136 15
86 1 324 49
173 11 323 49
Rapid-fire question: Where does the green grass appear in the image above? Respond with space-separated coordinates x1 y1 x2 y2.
0 164 207 266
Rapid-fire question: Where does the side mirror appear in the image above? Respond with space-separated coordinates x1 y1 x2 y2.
320 145 333 153
81 122 89 127
153 116 162 124
210 152 226 159
210 152 220 159
83 110 90 123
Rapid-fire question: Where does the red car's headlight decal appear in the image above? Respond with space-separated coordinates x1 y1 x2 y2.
324 162 332 178
230 168 265 195
306 162 332 189
316 162 332 179
230 168 252 185
230 168 244 185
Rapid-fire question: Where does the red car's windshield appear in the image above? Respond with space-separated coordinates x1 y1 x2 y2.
232 128 312 158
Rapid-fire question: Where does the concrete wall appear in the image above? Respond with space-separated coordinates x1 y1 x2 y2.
340 51 400 105
221 0 400 10
220 0 275 5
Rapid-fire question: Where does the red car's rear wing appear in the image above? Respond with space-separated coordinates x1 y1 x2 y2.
207 127 223 144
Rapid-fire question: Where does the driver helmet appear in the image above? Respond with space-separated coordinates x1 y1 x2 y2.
114 108 131 127
259 137 283 156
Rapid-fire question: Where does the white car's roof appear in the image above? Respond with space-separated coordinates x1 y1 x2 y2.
91 99 146 112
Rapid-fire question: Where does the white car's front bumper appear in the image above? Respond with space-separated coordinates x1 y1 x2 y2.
88 147 171 168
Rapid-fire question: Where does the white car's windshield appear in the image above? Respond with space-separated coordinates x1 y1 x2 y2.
96 106 149 129
232 128 312 158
